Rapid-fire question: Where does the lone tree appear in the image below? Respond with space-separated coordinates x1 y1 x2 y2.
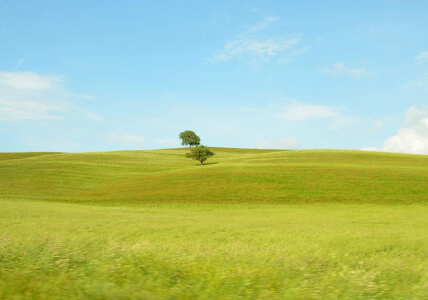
186 145 215 165
179 130 200 148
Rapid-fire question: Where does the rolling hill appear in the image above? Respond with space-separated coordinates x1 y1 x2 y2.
2 148 428 299
1 148 427 204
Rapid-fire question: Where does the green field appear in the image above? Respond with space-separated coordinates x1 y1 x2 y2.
1 148 428 299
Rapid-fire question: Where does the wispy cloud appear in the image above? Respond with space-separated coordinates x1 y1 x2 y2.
0 71 98 121
276 101 338 121
257 137 300 149
210 16 301 65
320 62 375 78
108 133 146 146
212 38 299 63
241 100 358 133
79 94 96 100
0 71 63 90
398 52 428 90
274 100 359 130
363 106 428 155
400 74 428 90
372 120 384 131
155 137 180 146
415 51 428 65
15 58 25 70
243 16 279 35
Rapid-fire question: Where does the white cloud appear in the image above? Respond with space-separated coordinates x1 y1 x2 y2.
257 139 273 149
0 71 97 121
276 101 338 121
108 133 146 145
366 106 428 155
257 137 300 149
276 137 300 148
415 51 428 65
321 62 375 78
403 106 428 126
210 16 300 64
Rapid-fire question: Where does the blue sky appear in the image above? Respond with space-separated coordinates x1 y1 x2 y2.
1 0 428 154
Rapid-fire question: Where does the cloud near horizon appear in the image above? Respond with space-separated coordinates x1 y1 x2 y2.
363 106 428 155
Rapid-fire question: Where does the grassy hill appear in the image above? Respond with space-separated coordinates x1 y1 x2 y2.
1 148 428 299
1 148 427 204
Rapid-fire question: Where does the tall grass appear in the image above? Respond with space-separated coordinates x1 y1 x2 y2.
1 200 428 299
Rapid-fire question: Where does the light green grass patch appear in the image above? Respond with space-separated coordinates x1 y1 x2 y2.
1 200 428 299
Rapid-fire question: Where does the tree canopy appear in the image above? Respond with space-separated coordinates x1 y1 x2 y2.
185 145 215 165
179 130 201 148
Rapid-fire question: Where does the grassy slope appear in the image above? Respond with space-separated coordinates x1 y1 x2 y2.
0 148 427 204
1 148 428 299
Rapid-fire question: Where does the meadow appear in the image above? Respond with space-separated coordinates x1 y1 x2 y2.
1 148 428 299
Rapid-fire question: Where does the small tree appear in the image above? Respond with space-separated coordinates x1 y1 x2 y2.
179 130 201 148
186 145 215 165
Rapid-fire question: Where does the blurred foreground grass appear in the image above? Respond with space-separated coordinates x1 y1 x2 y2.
1 200 427 299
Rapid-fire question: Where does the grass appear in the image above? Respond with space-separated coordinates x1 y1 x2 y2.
1 148 427 204
1 148 428 299
1 200 428 299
